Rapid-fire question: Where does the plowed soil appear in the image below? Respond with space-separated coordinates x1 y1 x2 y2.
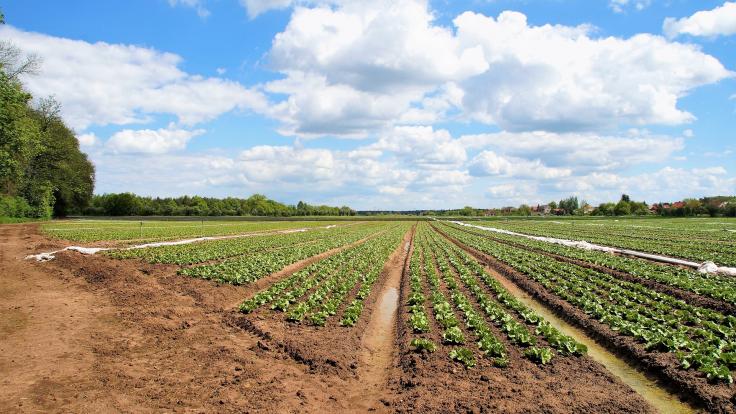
1 223 658 413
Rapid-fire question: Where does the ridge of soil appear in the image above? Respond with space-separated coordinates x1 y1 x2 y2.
433 224 734 413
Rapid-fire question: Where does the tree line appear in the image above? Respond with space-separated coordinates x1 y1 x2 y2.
84 193 355 217
408 194 736 217
0 10 95 219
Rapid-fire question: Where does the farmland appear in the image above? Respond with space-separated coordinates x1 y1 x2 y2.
3 217 736 413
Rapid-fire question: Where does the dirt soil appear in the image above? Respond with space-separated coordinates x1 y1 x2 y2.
1 223 665 413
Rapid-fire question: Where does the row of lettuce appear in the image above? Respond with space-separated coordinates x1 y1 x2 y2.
439 222 736 383
407 223 586 368
477 219 736 266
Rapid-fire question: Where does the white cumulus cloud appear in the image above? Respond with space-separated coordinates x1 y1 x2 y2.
469 151 572 179
664 2 736 38
0 26 268 131
106 126 205 154
262 2 731 136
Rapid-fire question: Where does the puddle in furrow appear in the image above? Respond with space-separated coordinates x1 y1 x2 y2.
347 241 407 412
489 267 697 414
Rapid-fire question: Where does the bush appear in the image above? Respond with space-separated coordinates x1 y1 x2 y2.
0 195 32 217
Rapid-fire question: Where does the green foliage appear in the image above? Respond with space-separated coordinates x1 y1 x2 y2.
0 51 94 218
449 347 476 368
524 347 554 364
442 221 736 379
410 338 437 353
443 326 465 344
0 194 31 217
558 196 579 215
85 193 354 217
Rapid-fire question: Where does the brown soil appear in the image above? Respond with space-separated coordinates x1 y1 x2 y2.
1 222 670 413
434 224 735 413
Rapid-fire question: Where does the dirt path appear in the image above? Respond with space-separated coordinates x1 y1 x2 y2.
0 224 120 412
347 227 414 412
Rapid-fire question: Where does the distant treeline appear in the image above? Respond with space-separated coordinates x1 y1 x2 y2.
84 193 356 217
0 11 95 219
363 194 736 218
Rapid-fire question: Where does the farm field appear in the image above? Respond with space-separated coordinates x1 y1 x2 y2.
3 217 736 412
40 219 348 243
461 217 736 266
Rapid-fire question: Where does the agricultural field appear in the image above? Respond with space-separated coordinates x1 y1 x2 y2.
463 217 736 266
40 219 346 243
4 217 736 413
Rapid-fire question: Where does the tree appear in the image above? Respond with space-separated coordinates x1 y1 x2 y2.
0 71 41 195
517 204 532 216
103 193 140 216
36 95 62 131
620 194 631 203
614 200 631 215
558 196 579 215
594 202 615 216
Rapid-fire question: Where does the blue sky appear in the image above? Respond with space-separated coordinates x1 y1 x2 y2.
2 0 735 209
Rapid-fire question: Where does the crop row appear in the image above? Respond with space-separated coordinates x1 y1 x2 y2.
408 224 586 368
180 223 391 284
241 223 411 327
106 224 371 265
427 229 587 357
42 220 339 243
443 222 736 306
441 224 736 383
473 220 736 266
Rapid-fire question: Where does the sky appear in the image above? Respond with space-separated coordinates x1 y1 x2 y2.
1 0 735 210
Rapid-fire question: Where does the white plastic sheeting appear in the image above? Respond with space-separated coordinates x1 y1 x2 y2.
448 221 736 276
25 225 329 262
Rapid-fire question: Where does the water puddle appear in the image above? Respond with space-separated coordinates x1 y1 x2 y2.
490 268 697 414
347 238 408 412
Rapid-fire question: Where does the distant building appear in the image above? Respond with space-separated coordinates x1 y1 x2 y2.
672 201 686 209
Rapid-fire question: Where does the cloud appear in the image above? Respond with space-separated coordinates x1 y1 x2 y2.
0 26 268 131
609 0 652 13
550 166 736 203
262 2 731 136
469 151 572 179
368 126 466 167
453 11 732 132
488 182 538 200
168 0 211 18
106 126 205 154
264 1 487 137
240 0 296 18
664 2 736 38
77 132 100 147
460 130 684 173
